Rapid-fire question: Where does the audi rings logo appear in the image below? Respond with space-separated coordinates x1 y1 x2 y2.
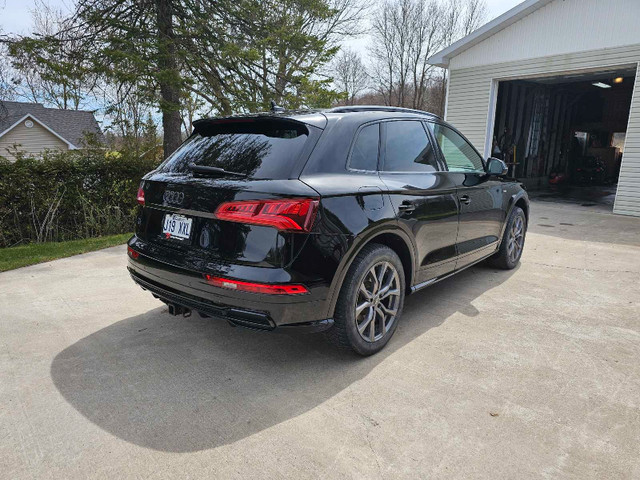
163 190 185 205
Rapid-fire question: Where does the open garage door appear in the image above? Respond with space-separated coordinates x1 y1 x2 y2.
491 66 637 207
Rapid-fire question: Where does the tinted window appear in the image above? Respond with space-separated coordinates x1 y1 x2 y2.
428 123 484 173
383 121 438 172
350 123 379 171
157 120 310 179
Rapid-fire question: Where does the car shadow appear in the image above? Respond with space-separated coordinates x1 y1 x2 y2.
51 263 518 453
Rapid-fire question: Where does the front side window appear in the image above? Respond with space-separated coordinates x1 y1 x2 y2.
382 121 439 172
428 123 485 173
349 123 380 171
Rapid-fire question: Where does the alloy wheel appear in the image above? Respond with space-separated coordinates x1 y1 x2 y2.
507 214 525 263
355 261 401 342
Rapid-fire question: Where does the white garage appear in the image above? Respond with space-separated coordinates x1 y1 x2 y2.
428 0 640 216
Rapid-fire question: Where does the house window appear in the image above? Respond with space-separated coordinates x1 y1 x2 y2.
24 120 34 128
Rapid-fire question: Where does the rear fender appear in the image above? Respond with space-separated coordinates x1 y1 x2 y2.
324 225 417 319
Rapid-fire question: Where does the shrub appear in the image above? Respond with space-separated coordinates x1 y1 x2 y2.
0 148 160 247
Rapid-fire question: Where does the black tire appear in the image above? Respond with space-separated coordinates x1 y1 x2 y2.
326 244 405 356
488 206 527 270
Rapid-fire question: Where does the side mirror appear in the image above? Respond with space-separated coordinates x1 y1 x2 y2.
487 157 508 176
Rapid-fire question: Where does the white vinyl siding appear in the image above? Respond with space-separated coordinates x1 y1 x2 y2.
445 45 640 217
0 119 69 162
615 65 640 216
450 0 640 70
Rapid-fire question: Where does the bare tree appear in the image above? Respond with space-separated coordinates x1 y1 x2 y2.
180 91 211 137
461 0 488 36
3 0 98 110
369 0 445 110
332 48 369 105
408 0 443 109
97 81 159 154
0 46 18 102
438 0 487 112
368 0 487 114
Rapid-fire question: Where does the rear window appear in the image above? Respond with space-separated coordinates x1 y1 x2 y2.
157 120 312 179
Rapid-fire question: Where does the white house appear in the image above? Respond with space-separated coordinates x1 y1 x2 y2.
429 0 640 216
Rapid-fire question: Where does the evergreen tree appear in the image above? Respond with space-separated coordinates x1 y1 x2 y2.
5 0 364 157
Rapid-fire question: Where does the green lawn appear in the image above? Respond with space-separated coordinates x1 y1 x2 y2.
0 233 132 272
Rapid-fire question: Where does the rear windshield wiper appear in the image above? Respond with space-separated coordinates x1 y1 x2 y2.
189 164 247 178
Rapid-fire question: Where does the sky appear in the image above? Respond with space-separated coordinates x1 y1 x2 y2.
0 0 523 36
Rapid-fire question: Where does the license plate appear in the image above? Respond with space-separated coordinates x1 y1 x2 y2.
162 214 193 240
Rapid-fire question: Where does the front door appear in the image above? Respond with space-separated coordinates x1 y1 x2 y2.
378 120 459 285
427 122 506 269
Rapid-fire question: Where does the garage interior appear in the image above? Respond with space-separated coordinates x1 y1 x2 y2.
491 67 637 206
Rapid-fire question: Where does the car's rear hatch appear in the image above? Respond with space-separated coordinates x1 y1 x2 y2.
135 116 323 273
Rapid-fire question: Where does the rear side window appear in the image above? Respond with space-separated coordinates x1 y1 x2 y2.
428 123 485 173
382 121 439 172
349 123 379 171
157 120 311 179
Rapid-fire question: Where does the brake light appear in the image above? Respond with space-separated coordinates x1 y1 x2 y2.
127 246 139 259
137 185 145 205
204 275 308 295
214 198 319 232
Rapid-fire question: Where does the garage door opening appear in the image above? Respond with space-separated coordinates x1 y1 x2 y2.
490 66 637 206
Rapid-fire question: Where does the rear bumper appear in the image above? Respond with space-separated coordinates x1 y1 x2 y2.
127 241 334 333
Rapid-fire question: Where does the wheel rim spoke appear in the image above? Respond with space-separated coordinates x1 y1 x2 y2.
377 263 388 289
381 288 400 300
375 307 386 332
369 267 380 294
378 273 395 297
369 311 376 341
380 303 397 317
356 300 371 316
358 307 374 334
359 282 373 299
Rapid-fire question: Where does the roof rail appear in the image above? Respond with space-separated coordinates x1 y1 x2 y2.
327 105 440 118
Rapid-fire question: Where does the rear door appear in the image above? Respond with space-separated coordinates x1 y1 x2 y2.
426 122 506 269
378 120 459 285
136 118 322 271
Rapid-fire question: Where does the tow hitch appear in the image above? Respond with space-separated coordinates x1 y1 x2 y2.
167 303 191 317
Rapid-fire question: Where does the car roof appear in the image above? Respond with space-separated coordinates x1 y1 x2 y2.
325 105 440 119
196 106 441 130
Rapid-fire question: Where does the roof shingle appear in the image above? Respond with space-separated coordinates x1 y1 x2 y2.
0 101 104 146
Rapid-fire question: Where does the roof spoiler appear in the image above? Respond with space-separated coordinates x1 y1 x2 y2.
192 116 308 136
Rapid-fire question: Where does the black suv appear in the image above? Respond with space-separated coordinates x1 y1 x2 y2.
128 106 528 355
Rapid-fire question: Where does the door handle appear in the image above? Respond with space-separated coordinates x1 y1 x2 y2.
398 201 416 213
459 195 471 205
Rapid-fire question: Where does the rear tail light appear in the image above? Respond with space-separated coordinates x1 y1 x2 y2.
127 246 139 259
204 275 309 295
214 198 319 232
137 184 145 205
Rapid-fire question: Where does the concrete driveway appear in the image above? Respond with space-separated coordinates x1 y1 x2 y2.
1 200 640 479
